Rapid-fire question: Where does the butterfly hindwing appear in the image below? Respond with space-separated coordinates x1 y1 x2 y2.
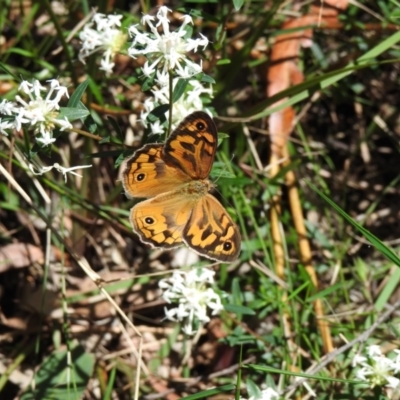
130 191 194 248
183 194 241 262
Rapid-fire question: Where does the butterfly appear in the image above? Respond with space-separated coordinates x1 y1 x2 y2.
122 111 241 262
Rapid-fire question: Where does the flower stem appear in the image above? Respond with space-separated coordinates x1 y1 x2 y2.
168 70 173 137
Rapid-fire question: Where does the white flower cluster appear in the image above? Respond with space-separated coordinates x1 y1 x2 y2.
29 162 91 183
128 6 208 79
159 268 223 335
141 77 213 133
0 79 72 146
0 78 91 182
128 6 213 134
352 344 400 390
79 13 127 74
241 388 280 400
77 7 213 134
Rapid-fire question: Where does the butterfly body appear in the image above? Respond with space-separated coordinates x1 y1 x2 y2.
122 112 240 262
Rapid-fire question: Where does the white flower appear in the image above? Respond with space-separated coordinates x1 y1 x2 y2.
100 56 115 74
182 324 195 336
241 387 280 400
36 130 57 146
141 14 155 26
386 376 400 389
159 268 223 334
180 14 193 28
128 6 208 78
0 118 13 136
258 388 280 400
367 345 382 357
171 247 199 267
29 163 92 183
57 116 73 131
79 13 127 75
0 79 72 146
128 7 212 133
352 353 367 367
185 33 208 52
352 345 400 389
140 77 213 135
31 80 46 97
175 60 202 79
14 109 29 131
142 60 158 77
147 120 164 135
155 70 169 87
19 80 70 143
0 99 17 115
18 80 33 95
107 14 123 28
392 350 400 373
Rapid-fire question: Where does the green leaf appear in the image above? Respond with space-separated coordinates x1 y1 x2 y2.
58 107 90 121
211 162 238 179
99 136 111 144
148 324 180 372
233 31 400 123
172 78 188 103
307 181 400 268
176 8 221 24
200 73 216 84
216 59 231 66
148 104 169 122
182 24 193 40
106 116 124 143
20 342 95 400
245 364 359 384
321 30 400 88
246 379 262 399
88 77 104 105
233 0 244 10
0 62 19 80
84 113 98 133
68 79 89 107
0 183 19 210
306 282 352 302
103 364 117 400
142 73 156 91
217 176 253 187
225 304 256 315
114 151 127 168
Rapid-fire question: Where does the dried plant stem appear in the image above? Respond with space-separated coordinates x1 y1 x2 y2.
269 153 297 361
282 146 333 353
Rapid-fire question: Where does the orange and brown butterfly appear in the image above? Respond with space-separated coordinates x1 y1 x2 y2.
122 111 241 262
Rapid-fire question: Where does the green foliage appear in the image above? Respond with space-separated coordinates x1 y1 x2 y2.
20 342 95 400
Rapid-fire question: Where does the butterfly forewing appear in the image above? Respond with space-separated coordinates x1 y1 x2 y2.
122 144 191 198
163 112 217 180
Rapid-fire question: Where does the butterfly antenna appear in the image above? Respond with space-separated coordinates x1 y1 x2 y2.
213 153 235 185
212 154 238 214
